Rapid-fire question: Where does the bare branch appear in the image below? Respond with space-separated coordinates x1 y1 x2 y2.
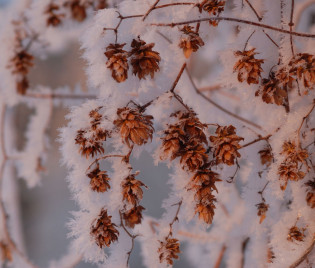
151 17 315 38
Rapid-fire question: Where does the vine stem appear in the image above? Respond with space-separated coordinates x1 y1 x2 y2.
24 92 96 100
85 154 125 173
240 134 272 149
151 16 315 38
142 0 160 21
244 0 262 21
289 235 315 268
119 211 139 267
214 245 226 268
297 100 315 146
289 0 295 56
166 201 182 239
185 67 264 130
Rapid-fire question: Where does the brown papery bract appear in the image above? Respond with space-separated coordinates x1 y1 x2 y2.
114 107 154 148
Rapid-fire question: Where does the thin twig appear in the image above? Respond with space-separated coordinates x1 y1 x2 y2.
141 63 190 112
170 63 187 93
280 0 290 114
25 92 96 100
262 30 280 48
297 100 315 146
227 159 240 183
241 237 250 268
258 181 269 202
289 235 315 268
240 134 272 149
243 30 256 51
151 17 315 38
244 0 262 21
85 154 125 173
155 2 194 10
119 211 139 267
142 0 160 21
185 67 263 130
289 0 295 56
166 201 182 239
214 245 226 268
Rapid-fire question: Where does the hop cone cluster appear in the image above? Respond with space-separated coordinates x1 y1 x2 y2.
91 209 119 248
121 174 146 228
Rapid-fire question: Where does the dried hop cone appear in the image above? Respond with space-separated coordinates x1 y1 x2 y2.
180 141 208 171
281 141 308 163
91 209 119 248
255 73 288 106
130 38 161 80
10 50 34 76
256 202 269 224
278 162 305 191
160 111 208 161
195 199 216 224
160 125 185 160
289 53 315 90
87 165 110 193
158 238 181 265
234 48 264 84
190 169 220 193
75 108 109 158
65 0 87 22
114 107 154 148
45 3 64 27
287 226 305 242
210 125 244 166
267 248 275 263
0 242 12 262
94 0 107 10
305 180 315 208
122 205 145 228
75 129 105 158
16 77 30 95
121 174 146 206
105 43 129 83
258 147 273 166
9 48 34 95
190 169 219 225
179 26 204 58
199 0 226 15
